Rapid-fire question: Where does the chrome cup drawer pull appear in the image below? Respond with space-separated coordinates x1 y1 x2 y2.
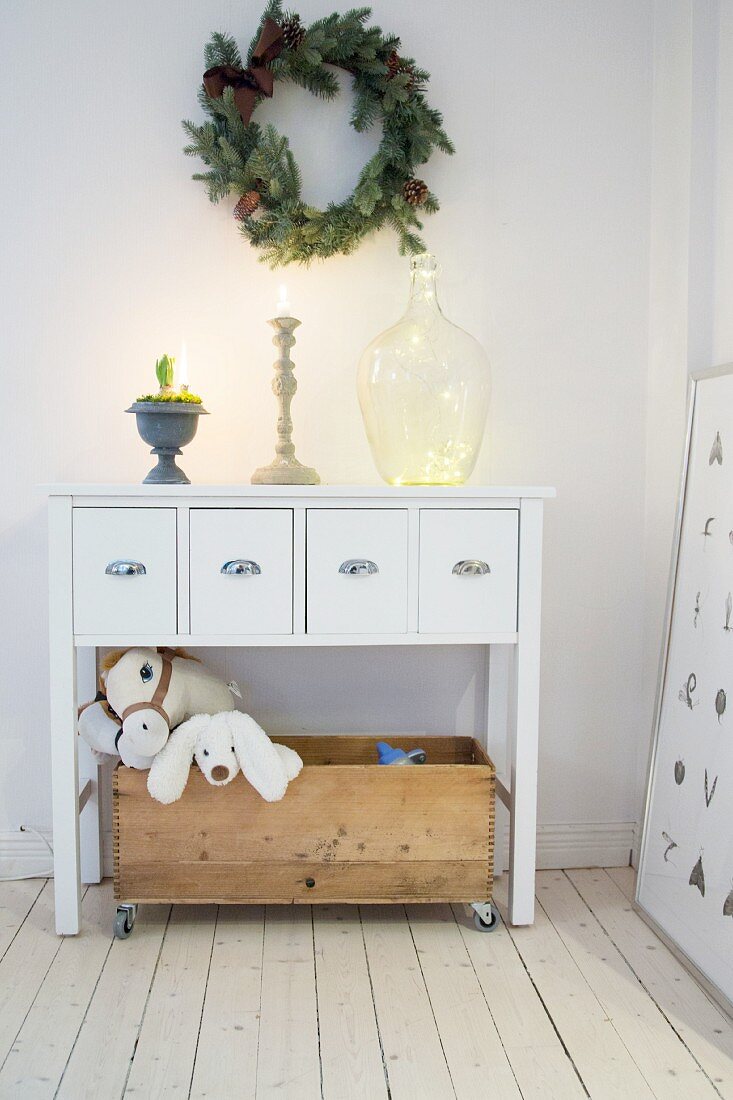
221 559 262 576
339 559 379 576
105 560 147 576
452 559 491 576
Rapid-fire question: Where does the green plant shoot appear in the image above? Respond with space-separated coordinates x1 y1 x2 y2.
155 355 175 391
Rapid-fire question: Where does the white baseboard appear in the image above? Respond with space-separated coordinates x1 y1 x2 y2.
630 822 641 870
1 821 636 881
532 821 634 871
0 829 54 879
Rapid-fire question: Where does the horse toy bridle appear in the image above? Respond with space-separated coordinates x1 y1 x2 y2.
118 647 176 729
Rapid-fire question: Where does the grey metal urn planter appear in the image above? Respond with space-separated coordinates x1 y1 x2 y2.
127 401 208 485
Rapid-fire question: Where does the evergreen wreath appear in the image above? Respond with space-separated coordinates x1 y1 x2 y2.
182 3 454 267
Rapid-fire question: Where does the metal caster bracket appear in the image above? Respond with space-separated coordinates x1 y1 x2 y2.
114 903 137 939
471 901 501 932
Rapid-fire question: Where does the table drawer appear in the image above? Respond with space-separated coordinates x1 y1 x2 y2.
72 508 177 635
419 509 519 633
306 509 408 634
189 509 293 634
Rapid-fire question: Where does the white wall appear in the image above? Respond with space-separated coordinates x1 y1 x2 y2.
637 0 696 840
634 0 731 849
1 0 658 863
714 1 733 364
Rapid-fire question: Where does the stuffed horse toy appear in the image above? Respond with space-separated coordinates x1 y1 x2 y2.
81 647 237 764
147 711 303 804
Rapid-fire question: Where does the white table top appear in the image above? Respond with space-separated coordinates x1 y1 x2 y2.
45 484 556 499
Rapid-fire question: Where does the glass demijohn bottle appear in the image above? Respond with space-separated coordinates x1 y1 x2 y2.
357 254 490 485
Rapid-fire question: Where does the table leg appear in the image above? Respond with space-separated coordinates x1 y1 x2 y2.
507 499 544 926
78 647 102 884
49 496 82 934
485 644 510 876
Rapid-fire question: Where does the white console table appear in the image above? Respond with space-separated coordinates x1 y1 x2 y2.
48 484 553 935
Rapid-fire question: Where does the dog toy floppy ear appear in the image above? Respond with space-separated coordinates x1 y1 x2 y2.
274 742 304 782
147 714 209 804
226 712 302 802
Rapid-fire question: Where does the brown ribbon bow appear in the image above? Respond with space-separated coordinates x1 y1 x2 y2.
203 17 284 127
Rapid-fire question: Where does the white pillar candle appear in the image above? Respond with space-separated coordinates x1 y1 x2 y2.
275 284 292 318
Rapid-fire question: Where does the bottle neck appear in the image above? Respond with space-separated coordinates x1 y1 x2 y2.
405 263 442 319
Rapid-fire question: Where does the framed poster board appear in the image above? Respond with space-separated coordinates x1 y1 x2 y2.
637 365 733 1014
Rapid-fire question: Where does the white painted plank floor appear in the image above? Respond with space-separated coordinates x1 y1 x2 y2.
0 868 732 1099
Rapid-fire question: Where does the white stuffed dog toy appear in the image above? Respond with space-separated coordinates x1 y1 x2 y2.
147 711 303 805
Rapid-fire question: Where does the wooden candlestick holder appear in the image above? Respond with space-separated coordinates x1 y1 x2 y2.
251 316 320 485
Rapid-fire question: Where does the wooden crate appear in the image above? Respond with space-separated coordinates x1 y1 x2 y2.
113 735 495 905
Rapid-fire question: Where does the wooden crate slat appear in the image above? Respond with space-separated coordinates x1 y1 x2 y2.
116 766 493 864
271 734 477 764
115 858 491 903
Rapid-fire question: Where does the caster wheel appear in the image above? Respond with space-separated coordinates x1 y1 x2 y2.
114 905 136 939
473 906 501 933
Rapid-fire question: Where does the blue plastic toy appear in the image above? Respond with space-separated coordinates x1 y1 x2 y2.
376 741 427 766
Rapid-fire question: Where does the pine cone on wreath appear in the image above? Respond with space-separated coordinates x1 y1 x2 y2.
386 50 401 77
281 15 306 51
234 190 261 220
403 178 429 206
386 49 415 88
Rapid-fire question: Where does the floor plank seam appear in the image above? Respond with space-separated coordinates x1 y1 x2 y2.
533 889 663 1098
53 920 116 1099
310 907 325 1100
251 908 266 1099
448 903 525 1098
404 905 458 1100
564 872 726 1099
120 903 172 1099
358 907 392 1100
186 904 220 1100
604 867 636 903
0 879 46 967
572 871 726 1095
0 884 88 1079
495 899 591 1098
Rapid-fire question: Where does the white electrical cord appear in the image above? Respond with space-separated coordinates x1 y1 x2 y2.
0 825 54 881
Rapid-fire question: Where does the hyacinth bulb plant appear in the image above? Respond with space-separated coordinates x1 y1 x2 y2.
136 354 203 404
127 355 207 484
